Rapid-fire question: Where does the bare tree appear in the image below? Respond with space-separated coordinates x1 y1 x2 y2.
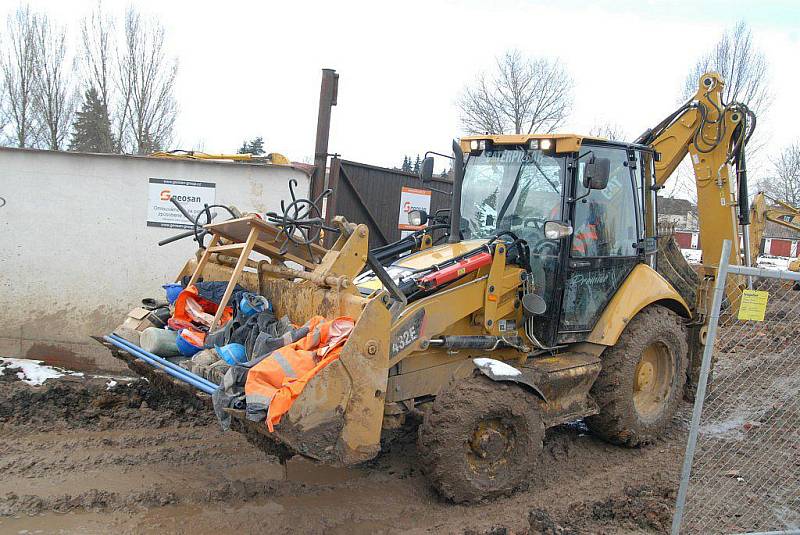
1 5 40 147
760 143 800 207
458 50 572 135
117 8 177 154
682 21 769 115
79 2 113 111
589 122 626 141
79 2 125 152
672 21 770 204
34 14 77 150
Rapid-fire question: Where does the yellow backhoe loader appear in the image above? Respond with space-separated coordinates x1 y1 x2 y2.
749 192 800 271
104 71 762 503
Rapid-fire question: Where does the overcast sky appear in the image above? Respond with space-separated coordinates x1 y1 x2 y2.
9 0 800 181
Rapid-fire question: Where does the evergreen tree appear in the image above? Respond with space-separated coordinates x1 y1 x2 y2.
413 155 421 174
69 87 115 153
401 155 412 172
238 136 265 155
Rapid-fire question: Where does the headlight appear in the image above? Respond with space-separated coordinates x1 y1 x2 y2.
539 139 552 150
528 139 539 150
408 210 426 226
469 139 486 151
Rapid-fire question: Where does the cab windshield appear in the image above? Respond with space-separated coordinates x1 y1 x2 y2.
459 148 565 250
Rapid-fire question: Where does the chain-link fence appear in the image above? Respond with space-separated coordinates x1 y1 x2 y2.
673 241 800 535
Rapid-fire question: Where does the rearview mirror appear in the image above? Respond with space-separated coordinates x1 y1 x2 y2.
544 221 573 240
419 157 434 182
583 156 610 190
408 209 428 227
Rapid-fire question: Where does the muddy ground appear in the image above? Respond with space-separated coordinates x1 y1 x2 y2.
0 362 688 535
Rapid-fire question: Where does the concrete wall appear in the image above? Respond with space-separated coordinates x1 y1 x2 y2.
0 147 310 371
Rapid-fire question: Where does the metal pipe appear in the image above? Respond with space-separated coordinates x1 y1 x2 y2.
105 336 216 395
448 139 464 244
109 334 217 390
728 263 800 281
311 68 338 202
106 335 217 393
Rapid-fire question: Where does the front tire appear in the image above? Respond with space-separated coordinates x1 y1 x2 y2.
417 374 544 503
586 305 688 446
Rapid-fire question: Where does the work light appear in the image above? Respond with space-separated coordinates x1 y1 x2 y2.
469 139 486 151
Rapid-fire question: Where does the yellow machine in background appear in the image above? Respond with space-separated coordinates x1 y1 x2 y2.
151 149 291 165
109 71 760 503
749 192 800 271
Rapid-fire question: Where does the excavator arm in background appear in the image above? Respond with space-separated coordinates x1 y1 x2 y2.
749 192 800 270
635 72 756 282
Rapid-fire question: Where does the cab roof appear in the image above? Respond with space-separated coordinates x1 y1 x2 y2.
459 134 651 154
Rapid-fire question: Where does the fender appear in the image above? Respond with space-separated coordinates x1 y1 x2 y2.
587 264 691 346
472 358 547 401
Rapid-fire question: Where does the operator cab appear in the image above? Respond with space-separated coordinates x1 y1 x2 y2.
458 135 658 347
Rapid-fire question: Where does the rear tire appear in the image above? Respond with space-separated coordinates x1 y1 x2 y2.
586 305 688 446
417 374 544 503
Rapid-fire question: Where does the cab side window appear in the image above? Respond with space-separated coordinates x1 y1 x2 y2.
573 147 638 257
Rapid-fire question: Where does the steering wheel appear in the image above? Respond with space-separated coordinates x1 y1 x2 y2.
533 240 560 256
193 204 239 248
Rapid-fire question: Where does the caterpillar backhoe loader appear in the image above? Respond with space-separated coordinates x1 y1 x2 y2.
104 71 758 503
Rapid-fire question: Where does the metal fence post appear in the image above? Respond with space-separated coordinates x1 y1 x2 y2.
671 239 732 535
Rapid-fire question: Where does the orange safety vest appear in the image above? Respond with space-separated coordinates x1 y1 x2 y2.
572 223 598 255
245 315 355 431
172 285 234 328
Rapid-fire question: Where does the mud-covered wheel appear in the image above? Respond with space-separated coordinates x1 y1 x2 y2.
586 305 688 446
417 374 544 503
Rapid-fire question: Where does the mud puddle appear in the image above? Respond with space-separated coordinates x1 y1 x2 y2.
284 457 364 485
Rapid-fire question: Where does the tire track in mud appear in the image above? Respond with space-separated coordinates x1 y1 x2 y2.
1 368 690 534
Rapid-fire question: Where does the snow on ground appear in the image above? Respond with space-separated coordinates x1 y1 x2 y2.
681 249 702 264
682 249 794 271
0 357 134 386
757 255 791 271
0 358 82 385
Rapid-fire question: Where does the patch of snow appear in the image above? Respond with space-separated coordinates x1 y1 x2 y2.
757 255 791 271
0 357 136 388
682 250 795 272
681 249 702 264
473 357 522 377
0 358 67 385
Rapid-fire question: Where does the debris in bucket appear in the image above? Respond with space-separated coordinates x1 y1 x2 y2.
109 269 358 436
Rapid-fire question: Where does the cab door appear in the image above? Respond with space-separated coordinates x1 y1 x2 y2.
557 145 642 344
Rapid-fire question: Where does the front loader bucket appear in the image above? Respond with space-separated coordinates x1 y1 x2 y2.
238 286 391 465
103 219 393 467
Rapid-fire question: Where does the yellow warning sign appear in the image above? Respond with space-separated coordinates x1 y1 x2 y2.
737 290 769 321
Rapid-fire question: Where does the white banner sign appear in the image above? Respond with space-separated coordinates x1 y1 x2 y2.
398 186 432 231
147 178 216 229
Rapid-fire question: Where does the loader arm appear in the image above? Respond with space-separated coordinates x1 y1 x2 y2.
636 72 755 299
